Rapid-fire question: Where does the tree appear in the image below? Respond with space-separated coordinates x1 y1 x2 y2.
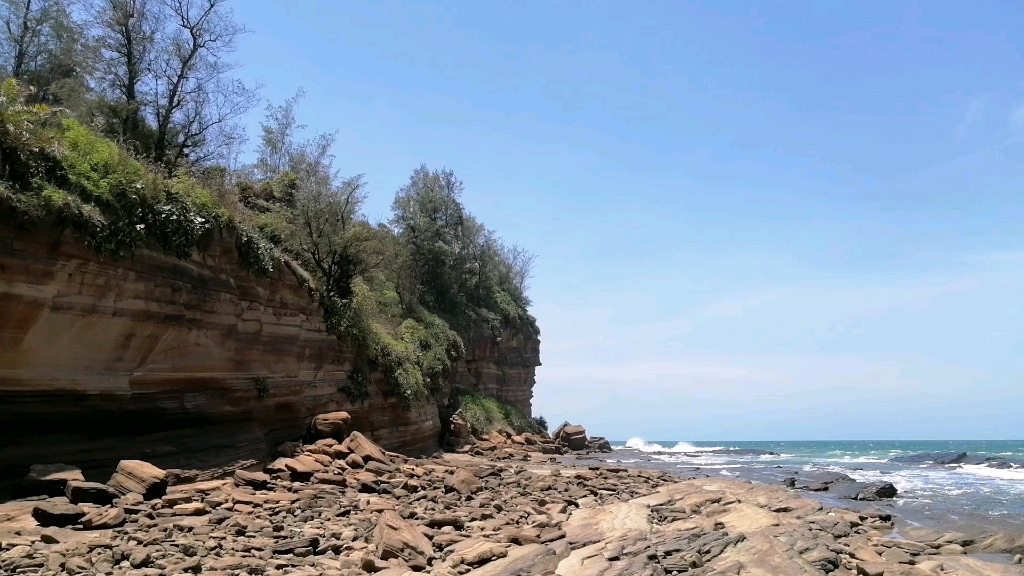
0 0 90 108
93 0 155 148
91 0 258 170
390 165 473 314
148 0 258 172
253 87 304 181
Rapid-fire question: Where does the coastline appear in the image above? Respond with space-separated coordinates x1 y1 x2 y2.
3 428 1024 575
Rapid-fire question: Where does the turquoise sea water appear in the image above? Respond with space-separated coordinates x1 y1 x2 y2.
606 439 1024 528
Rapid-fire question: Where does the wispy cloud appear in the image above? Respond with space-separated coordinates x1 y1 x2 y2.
956 98 985 139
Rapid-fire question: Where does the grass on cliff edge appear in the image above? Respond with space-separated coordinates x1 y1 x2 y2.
0 79 275 274
454 389 547 437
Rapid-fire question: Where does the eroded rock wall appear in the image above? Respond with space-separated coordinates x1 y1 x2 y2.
453 330 541 415
0 224 441 476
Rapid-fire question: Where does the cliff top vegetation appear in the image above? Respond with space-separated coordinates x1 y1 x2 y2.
0 0 537 410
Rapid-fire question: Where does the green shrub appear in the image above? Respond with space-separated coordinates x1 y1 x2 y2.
341 364 371 404
0 79 268 272
454 389 542 437
328 278 464 409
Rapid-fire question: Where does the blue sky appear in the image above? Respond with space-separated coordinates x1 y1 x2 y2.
230 1 1024 440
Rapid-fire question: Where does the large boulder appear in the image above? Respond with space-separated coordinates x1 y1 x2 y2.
107 460 168 500
588 436 613 452
855 482 899 501
553 423 589 451
373 510 434 569
22 464 84 497
449 410 472 448
341 431 389 464
308 411 352 440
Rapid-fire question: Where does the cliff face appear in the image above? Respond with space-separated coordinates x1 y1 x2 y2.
0 224 537 478
453 331 540 415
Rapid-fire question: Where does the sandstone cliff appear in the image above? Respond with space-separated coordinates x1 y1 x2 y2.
0 223 539 479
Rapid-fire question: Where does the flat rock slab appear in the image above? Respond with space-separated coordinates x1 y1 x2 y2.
562 501 650 547
469 543 558 576
31 502 85 527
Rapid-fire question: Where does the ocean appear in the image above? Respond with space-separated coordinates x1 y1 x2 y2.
604 439 1024 531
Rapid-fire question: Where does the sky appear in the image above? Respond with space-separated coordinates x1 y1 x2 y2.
229 0 1024 440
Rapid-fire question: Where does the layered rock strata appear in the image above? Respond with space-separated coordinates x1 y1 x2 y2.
0 224 539 477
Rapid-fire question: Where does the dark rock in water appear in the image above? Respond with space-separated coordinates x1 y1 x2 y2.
890 451 967 465
855 482 898 501
819 472 855 484
783 477 797 488
806 482 829 492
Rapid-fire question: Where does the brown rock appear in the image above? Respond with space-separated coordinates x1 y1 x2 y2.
373 510 434 569
346 453 366 469
172 502 209 516
313 473 348 486
448 538 508 566
22 464 84 496
234 469 272 490
445 469 483 495
342 431 390 464
450 411 471 440
107 460 168 499
856 562 890 576
65 481 119 505
272 537 320 554
291 454 326 473
309 411 352 439
81 507 126 529
553 423 589 451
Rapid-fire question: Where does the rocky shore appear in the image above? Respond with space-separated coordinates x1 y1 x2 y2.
2 418 1023 576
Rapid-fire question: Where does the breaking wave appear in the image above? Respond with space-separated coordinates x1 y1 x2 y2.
620 438 723 452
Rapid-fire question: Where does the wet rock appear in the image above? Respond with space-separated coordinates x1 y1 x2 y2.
890 451 968 465
855 482 898 501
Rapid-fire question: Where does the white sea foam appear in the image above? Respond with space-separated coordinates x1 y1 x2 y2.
620 438 723 452
957 465 1024 481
